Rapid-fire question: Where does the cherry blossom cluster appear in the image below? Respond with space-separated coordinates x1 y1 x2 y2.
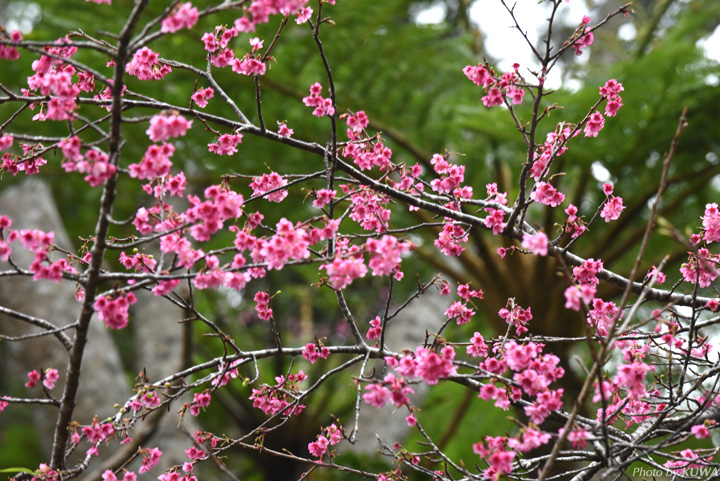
3 226 77 282
498 301 533 336
323 250 367 290
253 291 273 320
599 183 625 222
429 153 468 196
93 292 137 330
366 316 382 341
571 15 594 56
2 143 47 176
188 390 212 416
208 133 243 156
143 171 187 199
61 143 117 187
339 113 396 172
520 231 548 257
342 138 393 171
482 183 508 236
301 340 330 364
190 87 214 108
563 257 602 311
24 37 83 121
531 181 565 207
119 251 157 273
3 1 719 480
25 368 60 390
599 78 625 117
463 62 526 107
250 370 307 416
312 188 336 208
0 29 22 60
362 373 415 409
564 203 587 238
347 186 391 232
471 342 565 477
441 282 483 325
530 124 576 180
234 0 313 33
231 52 267 76
159 432 218 481
366 235 413 278
161 2 198 34
211 359 244 387
303 82 335 117
434 222 469 256
146 113 193 142
249 171 287 201
126 47 171 81
680 248 720 288
308 423 343 459
129 143 175 180
383 345 457 386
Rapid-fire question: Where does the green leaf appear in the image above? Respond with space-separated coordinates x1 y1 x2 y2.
0 468 34 475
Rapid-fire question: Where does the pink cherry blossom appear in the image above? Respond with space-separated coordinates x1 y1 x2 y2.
138 447 162 473
211 48 235 68
483 208 506 235
348 189 390 232
599 79 624 99
564 284 596 311
324 256 367 290
0 135 13 152
346 111 369 132
701 202 720 243
413 346 457 385
126 47 171 81
680 249 719 288
208 133 243 156
312 188 336 208
129 143 174 180
362 383 390 408
277 123 293 137
302 83 335 117
93 292 137 330
444 301 475 325
191 87 214 108
365 235 412 277
532 182 566 207
566 427 589 449
146 113 193 142
250 172 287 202
296 7 313 24
584 112 605 137
254 291 273 320
42 368 60 390
600 196 625 222
616 361 650 400
482 87 504 108
302 343 330 364
161 3 198 33
467 331 488 358
691 424 710 439
231 55 266 76
308 435 329 458
26 369 41 388
366 316 382 340
573 32 594 55
435 222 468 256
521 231 548 256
